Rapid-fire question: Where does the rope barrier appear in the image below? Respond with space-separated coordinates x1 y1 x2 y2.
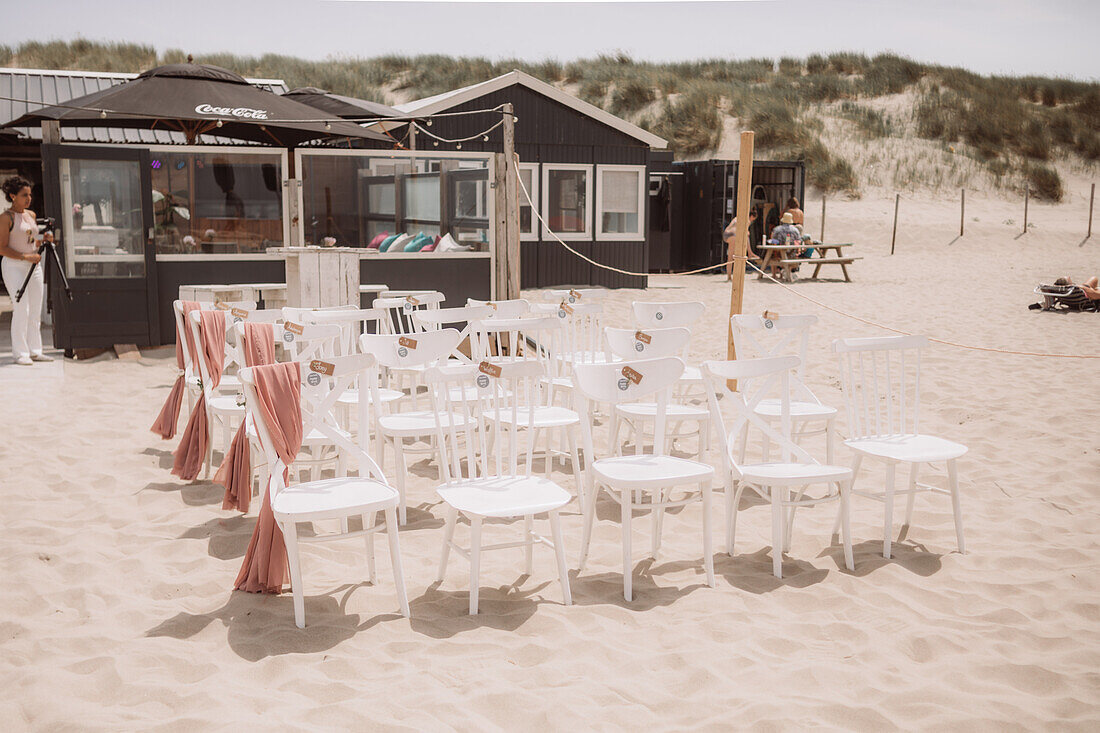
511 155 1100 360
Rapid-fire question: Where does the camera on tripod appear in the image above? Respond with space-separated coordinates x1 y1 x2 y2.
36 216 55 236
15 215 71 304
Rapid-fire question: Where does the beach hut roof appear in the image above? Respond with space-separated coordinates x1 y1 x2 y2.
395 69 668 150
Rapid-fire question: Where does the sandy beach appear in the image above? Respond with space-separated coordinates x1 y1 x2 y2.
1 191 1098 730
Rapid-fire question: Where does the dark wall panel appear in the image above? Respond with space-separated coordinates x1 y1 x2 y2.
360 257 491 308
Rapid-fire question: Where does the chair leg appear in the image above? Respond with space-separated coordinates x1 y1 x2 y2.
363 512 377 584
543 429 553 480
567 427 583 499
947 459 965 554
549 510 572 606
438 505 457 582
883 462 896 559
610 413 623 457
826 417 836 465
770 485 784 579
524 514 534 575
701 481 715 588
622 488 633 602
651 488 663 558
835 454 863 538
384 506 410 618
728 480 747 556
392 438 408 525
839 481 854 571
904 462 920 526
468 516 483 615
284 521 306 629
578 477 597 571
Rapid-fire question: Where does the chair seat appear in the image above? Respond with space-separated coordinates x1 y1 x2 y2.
754 398 837 420
484 405 579 428
615 402 708 420
209 394 245 414
336 387 404 406
379 410 477 437
845 434 968 463
740 461 852 486
272 476 399 522
214 374 241 393
679 365 703 384
592 455 714 489
437 475 571 518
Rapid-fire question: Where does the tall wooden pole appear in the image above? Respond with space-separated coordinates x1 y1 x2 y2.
960 188 965 237
502 103 520 299
727 131 755 389
820 195 826 242
1023 182 1029 234
890 193 900 255
1088 183 1094 239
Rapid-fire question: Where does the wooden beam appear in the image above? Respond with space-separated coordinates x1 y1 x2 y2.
502 103 520 299
492 153 508 300
40 120 60 145
727 130 754 389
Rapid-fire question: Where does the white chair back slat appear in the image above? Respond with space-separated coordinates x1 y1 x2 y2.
373 291 446 335
359 328 463 370
605 326 691 361
731 314 822 404
632 301 706 329
832 335 928 438
299 308 388 357
467 297 531 319
278 321 344 363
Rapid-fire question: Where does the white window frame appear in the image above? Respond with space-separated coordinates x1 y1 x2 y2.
541 163 592 241
595 164 647 241
518 162 540 241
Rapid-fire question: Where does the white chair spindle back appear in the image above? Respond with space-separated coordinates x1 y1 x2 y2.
832 335 926 439
632 301 706 329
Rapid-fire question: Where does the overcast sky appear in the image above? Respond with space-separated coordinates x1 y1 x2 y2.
4 0 1098 81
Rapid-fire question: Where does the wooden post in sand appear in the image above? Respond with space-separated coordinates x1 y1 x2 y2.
502 103 520 300
727 131 755 389
890 193 900 255
960 188 965 236
820 196 826 242
1023 183 1029 234
1088 183 1094 239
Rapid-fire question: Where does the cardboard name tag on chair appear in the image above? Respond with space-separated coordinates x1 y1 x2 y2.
397 335 417 357
618 365 643 391
558 301 574 318
762 310 780 329
307 359 335 386
403 295 420 312
283 321 304 342
634 330 651 352
568 289 582 303
477 360 502 389
215 301 230 311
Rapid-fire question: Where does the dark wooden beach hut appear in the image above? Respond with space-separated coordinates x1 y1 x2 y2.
394 70 668 289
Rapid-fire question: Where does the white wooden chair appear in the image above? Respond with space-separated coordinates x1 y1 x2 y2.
703 357 853 578
467 297 532 319
544 288 607 305
832 335 967 559
188 309 250 480
240 354 409 628
431 361 573 614
631 301 706 329
470 316 583 492
573 356 716 601
359 328 469 524
732 314 838 464
604 326 710 460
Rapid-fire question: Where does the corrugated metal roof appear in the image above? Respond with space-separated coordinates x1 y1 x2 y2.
0 67 288 145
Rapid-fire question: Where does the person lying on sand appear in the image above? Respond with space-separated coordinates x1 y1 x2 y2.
1038 276 1100 310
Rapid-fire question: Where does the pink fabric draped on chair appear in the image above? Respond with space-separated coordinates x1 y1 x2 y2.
235 361 303 594
150 300 201 439
215 323 277 512
171 310 226 481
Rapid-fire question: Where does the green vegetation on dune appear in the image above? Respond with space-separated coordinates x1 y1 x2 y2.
4 41 1097 200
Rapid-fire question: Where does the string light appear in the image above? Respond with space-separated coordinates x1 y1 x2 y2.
215 120 223 127
99 109 107 119
324 122 331 130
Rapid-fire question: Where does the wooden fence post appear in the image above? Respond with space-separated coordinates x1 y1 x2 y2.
1023 182 1029 235
890 193 900 255
727 131 755 390
960 188 965 237
1088 183 1094 239
820 195 826 242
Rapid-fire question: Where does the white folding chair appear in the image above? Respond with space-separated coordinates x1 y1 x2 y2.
359 328 469 524
240 355 409 628
604 326 710 460
703 357 853 578
431 361 573 614
470 316 583 492
574 357 716 601
832 335 967 559
732 314 838 464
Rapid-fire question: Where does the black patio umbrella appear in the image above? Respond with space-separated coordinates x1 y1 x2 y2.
2 63 391 147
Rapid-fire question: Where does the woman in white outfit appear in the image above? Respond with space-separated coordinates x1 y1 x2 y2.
0 176 53 365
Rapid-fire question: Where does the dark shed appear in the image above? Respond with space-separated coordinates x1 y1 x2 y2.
395 71 667 289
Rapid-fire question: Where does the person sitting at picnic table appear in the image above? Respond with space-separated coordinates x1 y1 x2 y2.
767 212 805 275
723 210 758 281
783 197 805 234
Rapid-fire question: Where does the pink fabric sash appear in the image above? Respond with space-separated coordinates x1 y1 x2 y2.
150 300 201 439
171 311 226 481
215 323 277 512
235 362 303 594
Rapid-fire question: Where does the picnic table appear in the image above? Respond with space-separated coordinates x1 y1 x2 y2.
756 241 861 283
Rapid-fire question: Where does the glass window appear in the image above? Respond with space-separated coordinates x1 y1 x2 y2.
150 149 284 255
542 165 591 240
60 157 146 278
299 152 492 249
518 163 539 240
597 166 645 239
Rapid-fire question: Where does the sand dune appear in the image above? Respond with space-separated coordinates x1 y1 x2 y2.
1 191 1098 729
